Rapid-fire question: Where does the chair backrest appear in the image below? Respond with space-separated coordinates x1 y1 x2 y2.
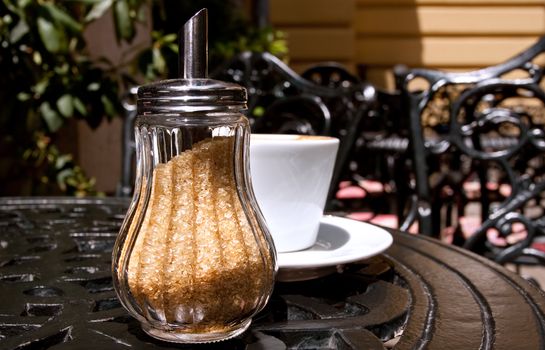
118 52 380 210
116 87 138 198
396 36 545 264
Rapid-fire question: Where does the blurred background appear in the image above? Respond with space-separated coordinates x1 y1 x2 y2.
1 0 544 196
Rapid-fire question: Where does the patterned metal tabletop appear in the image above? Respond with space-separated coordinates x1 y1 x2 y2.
0 197 544 349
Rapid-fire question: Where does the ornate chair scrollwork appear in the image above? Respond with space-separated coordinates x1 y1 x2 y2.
397 36 545 265
119 52 386 216
252 95 332 135
116 87 138 198
212 52 385 210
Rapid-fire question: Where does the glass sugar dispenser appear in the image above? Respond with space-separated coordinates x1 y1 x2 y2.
112 9 277 344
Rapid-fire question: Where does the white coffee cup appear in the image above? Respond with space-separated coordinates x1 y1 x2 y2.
250 134 340 253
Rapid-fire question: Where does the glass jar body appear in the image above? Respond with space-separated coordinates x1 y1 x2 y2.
112 111 276 343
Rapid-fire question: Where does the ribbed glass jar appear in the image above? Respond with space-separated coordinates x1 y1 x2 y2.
112 79 277 343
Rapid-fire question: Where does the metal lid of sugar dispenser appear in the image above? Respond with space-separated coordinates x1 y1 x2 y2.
137 9 247 115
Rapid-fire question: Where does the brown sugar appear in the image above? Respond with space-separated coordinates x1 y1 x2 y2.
125 136 274 333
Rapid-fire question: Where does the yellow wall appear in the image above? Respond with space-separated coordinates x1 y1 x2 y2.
270 0 545 89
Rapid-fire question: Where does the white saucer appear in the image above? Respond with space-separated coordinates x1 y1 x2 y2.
276 216 393 281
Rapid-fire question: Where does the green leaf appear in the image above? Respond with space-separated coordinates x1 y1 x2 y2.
9 19 29 43
17 92 31 101
113 0 135 42
63 0 105 3
33 78 49 96
37 16 61 53
253 106 265 118
57 94 74 118
167 43 178 54
152 47 165 74
73 97 87 116
43 3 83 32
66 177 79 187
160 33 177 44
40 102 64 132
16 0 32 9
55 154 73 169
54 63 69 75
56 168 74 191
101 94 115 117
32 51 42 65
87 82 100 91
85 0 113 22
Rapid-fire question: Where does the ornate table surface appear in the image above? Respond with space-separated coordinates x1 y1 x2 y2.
0 197 544 350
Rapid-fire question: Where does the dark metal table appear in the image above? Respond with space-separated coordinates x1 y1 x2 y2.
1 197 544 349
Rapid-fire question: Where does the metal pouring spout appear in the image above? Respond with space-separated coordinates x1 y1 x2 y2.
179 8 208 79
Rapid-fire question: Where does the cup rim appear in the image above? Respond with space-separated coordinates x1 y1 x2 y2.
250 133 339 145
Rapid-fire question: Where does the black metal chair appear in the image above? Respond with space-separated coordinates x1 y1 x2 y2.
213 53 414 220
117 51 416 231
396 36 545 265
116 87 138 198
118 53 374 205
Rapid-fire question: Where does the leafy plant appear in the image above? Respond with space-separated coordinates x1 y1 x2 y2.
136 0 288 80
0 0 286 196
0 0 145 195
213 26 287 65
